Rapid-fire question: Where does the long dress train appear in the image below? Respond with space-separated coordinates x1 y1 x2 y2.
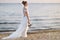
2 7 29 39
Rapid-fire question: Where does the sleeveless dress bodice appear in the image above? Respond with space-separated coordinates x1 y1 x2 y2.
23 7 29 17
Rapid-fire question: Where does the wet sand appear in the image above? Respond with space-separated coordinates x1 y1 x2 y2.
0 29 60 40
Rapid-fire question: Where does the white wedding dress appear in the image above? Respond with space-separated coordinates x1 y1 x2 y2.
2 7 29 39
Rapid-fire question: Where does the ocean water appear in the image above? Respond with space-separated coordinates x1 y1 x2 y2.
0 3 60 31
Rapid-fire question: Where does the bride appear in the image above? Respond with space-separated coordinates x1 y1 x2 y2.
2 1 31 39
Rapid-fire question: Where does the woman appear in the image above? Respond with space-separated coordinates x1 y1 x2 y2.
2 1 31 39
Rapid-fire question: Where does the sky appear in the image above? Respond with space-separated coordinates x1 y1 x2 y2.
0 0 60 3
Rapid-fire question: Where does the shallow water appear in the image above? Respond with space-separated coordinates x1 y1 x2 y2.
0 3 60 31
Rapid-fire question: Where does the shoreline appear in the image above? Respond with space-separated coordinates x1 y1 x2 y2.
0 29 60 40
0 28 60 33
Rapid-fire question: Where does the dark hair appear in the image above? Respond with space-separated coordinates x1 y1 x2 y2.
22 1 27 5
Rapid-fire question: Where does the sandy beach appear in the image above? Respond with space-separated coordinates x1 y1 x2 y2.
0 29 60 40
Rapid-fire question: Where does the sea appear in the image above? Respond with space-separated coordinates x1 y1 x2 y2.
0 3 60 31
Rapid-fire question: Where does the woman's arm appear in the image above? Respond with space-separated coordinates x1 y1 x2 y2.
24 7 32 27
24 11 30 24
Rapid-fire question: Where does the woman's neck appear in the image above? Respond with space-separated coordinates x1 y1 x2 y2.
24 6 28 8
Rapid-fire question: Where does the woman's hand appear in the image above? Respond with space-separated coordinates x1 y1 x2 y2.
28 21 32 27
28 21 30 24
